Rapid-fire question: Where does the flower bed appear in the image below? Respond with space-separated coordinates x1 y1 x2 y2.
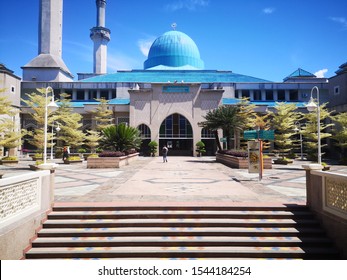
216 152 272 169
87 153 139 168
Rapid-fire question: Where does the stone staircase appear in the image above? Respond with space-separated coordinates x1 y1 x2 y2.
24 205 340 260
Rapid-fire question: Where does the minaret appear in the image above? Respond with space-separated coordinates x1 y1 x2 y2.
90 0 111 74
22 0 73 82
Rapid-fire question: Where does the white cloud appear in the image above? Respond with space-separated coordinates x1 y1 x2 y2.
166 0 209 12
107 52 141 72
330 17 347 29
263 7 275 14
138 37 155 57
314 69 328 78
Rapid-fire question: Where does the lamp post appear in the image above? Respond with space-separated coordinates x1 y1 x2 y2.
43 87 59 166
306 86 321 164
50 122 61 160
294 122 303 161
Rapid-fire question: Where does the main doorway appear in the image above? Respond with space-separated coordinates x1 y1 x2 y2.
159 113 193 156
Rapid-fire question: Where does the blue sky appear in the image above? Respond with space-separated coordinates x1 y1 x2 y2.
1 0 346 81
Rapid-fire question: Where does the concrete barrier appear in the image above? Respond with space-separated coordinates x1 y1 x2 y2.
303 164 347 259
0 170 54 260
87 153 139 168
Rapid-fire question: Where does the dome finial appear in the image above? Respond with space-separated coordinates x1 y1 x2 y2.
171 22 177 30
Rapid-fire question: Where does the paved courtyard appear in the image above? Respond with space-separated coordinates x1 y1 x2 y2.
2 156 347 206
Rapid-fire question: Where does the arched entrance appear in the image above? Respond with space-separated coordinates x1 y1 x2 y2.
137 124 151 156
159 113 193 156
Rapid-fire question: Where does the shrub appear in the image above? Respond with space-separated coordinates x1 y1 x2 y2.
148 141 158 156
77 148 87 153
99 151 125 157
87 154 99 158
218 149 248 158
34 153 43 158
2 156 18 161
67 156 82 161
195 141 206 156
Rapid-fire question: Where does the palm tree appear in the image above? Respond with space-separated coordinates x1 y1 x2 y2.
100 123 142 152
200 100 256 150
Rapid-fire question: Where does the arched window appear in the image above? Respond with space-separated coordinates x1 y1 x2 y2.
138 124 151 139
159 114 192 138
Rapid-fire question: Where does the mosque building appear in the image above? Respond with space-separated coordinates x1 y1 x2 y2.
19 0 334 156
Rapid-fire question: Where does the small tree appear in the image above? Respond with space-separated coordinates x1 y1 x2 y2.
84 130 102 153
0 90 23 157
21 88 55 151
330 112 347 162
54 93 85 152
301 103 333 161
269 102 301 160
195 141 206 157
148 141 158 156
93 98 114 131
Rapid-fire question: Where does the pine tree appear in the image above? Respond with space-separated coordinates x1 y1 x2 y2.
269 102 301 160
54 93 85 152
0 89 23 155
301 103 333 161
84 130 102 153
93 98 114 131
330 112 347 162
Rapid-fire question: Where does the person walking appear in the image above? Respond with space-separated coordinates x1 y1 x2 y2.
162 146 168 163
62 147 69 161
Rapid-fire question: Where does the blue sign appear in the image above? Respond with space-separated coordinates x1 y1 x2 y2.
243 130 275 140
163 86 190 93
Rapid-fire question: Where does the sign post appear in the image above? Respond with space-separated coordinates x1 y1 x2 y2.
244 130 274 181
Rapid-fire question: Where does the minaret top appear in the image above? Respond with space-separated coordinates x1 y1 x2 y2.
96 0 107 27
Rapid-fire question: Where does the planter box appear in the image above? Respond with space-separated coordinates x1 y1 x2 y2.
0 160 19 165
63 159 83 164
87 153 139 168
216 153 272 169
29 164 40 171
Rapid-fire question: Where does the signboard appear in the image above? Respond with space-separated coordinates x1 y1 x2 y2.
244 130 275 140
220 137 227 143
259 130 275 140
162 86 190 93
244 130 258 140
248 141 260 174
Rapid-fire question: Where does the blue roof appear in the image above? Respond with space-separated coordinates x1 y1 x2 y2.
285 68 316 80
69 99 130 107
223 98 306 108
144 31 204 70
81 70 271 83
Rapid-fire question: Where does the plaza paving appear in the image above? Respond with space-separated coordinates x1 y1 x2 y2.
2 156 347 206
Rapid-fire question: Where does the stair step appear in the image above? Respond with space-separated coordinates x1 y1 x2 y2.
42 218 319 228
31 236 333 248
52 205 309 212
25 246 339 260
37 226 326 238
25 205 339 260
47 210 313 220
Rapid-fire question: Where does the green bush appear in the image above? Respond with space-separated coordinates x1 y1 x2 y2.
148 141 158 156
195 141 206 156
67 156 82 161
2 156 18 161
77 148 87 153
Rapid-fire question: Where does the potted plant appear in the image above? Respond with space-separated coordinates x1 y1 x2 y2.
0 156 19 165
29 160 43 171
64 155 83 164
148 141 158 157
195 141 206 157
321 162 331 171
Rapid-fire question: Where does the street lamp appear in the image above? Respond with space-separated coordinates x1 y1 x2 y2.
50 122 61 160
306 86 321 164
294 122 303 161
42 87 59 167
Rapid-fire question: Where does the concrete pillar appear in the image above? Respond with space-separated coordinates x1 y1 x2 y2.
84 90 89 100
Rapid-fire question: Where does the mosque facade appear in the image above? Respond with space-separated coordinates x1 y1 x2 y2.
18 0 337 156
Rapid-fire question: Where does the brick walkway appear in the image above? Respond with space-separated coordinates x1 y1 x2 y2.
2 156 347 206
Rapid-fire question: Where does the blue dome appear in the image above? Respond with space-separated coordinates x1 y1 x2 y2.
144 31 204 70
